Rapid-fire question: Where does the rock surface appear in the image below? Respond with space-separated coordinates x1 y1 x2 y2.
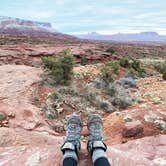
0 128 165 166
122 120 144 137
108 134 166 166
0 127 63 166
0 64 166 166
0 65 52 131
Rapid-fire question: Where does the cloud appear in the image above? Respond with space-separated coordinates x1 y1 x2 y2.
133 12 166 19
30 11 54 19
0 0 166 34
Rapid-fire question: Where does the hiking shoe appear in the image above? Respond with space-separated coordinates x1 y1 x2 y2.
88 114 103 141
87 114 107 155
61 114 83 154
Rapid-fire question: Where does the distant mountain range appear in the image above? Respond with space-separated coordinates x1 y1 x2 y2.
0 16 75 39
1 16 165 43
76 32 166 42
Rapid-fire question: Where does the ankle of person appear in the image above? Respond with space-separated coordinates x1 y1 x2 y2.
92 148 107 163
63 149 78 162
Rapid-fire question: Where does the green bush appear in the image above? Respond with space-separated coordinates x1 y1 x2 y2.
0 112 6 121
154 61 166 80
101 66 115 82
107 84 117 96
131 59 141 71
85 49 94 54
106 61 120 74
162 71 166 80
154 61 166 74
106 48 116 54
80 57 88 66
119 56 131 68
131 59 146 76
42 49 75 85
48 91 59 100
120 57 146 77
100 61 120 82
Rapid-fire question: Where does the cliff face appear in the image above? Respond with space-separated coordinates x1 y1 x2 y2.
0 16 52 29
0 16 58 37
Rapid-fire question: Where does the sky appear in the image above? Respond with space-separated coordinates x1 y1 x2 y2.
0 0 166 35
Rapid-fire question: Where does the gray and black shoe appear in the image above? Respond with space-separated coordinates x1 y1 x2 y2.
61 114 83 155
87 114 107 155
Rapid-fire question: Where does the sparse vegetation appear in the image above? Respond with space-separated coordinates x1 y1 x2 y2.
101 66 115 83
162 72 166 80
131 59 146 76
107 61 120 74
119 57 146 77
154 61 166 80
85 49 94 54
42 49 75 85
119 56 131 68
0 112 6 121
100 61 120 82
48 91 59 100
80 57 88 65
106 48 116 54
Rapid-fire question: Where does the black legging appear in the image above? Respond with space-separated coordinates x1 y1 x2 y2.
63 157 110 166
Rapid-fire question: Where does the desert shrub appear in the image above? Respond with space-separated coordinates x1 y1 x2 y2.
130 59 146 76
106 48 116 54
0 112 6 121
80 57 88 65
119 56 131 68
85 49 94 54
107 61 120 74
48 91 59 100
119 57 146 76
107 84 117 96
162 71 166 80
42 49 75 85
99 100 115 113
154 61 166 74
106 83 133 109
101 66 115 83
93 60 100 64
154 61 166 80
131 59 141 71
100 61 120 82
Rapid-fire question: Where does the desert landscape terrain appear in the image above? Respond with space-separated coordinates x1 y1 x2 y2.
0 17 166 166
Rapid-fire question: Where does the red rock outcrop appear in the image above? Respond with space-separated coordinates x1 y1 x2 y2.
122 120 144 137
0 64 166 166
0 44 113 66
108 134 166 166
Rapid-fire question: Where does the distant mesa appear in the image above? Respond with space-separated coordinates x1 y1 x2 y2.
140 32 159 36
0 16 52 28
0 16 75 39
76 31 166 42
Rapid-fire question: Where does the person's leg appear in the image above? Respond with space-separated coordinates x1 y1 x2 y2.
87 114 110 166
94 157 110 166
62 149 78 166
63 157 77 166
61 114 83 166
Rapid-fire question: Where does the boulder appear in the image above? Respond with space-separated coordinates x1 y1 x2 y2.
122 120 144 137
